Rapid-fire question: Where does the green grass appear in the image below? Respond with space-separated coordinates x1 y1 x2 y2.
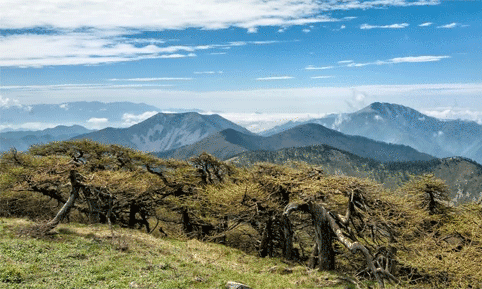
0 218 355 289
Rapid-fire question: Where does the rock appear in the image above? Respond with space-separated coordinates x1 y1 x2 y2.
226 281 253 289
267 266 292 274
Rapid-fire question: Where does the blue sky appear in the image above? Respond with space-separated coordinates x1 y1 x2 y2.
1 0 481 131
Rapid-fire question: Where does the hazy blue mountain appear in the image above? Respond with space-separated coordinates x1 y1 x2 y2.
74 112 254 152
0 125 92 151
159 123 434 162
229 145 482 205
0 101 161 130
260 102 482 164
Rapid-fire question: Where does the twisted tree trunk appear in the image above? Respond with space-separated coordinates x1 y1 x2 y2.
44 170 84 232
283 201 396 289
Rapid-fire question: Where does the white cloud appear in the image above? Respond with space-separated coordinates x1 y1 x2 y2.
337 60 353 64
0 122 61 132
160 53 196 58
3 82 482 115
122 111 159 126
217 112 328 133
302 28 311 33
389 55 450 63
360 23 409 30
86 117 109 129
0 1 335 30
346 55 450 67
419 22 433 27
0 95 22 108
0 32 275 67
305 65 334 70
422 108 482 125
256 76 294 81
340 25 346 29
1 83 175 91
437 22 458 29
109 77 193 82
194 71 223 75
0 0 442 67
311 76 334 79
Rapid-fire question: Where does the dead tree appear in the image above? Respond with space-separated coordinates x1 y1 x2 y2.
283 197 397 289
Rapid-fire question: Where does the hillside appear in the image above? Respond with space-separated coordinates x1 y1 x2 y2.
0 218 347 289
229 146 482 205
159 123 434 163
2 140 482 288
74 112 253 152
261 102 482 164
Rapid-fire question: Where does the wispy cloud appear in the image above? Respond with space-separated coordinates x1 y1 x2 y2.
360 23 409 30
311 76 334 79
346 55 450 67
109 77 193 82
302 28 311 33
0 0 442 67
256 76 294 81
389 55 450 63
419 22 433 27
3 83 482 117
437 22 458 29
160 53 196 58
0 32 277 67
305 65 334 70
217 112 328 133
1 83 175 91
122 111 159 126
337 60 353 64
194 71 223 75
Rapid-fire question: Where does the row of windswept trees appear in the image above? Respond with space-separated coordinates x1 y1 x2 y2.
1 140 481 288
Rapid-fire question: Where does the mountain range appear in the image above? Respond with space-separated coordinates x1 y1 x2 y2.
261 102 482 164
2 100 481 166
2 100 480 205
73 112 253 152
158 123 434 163
0 125 92 152
228 145 482 205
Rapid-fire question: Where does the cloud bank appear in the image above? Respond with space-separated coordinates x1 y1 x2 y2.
0 0 441 67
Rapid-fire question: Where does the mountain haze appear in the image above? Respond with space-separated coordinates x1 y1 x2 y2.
159 123 434 162
74 112 253 152
261 102 482 164
0 125 92 152
0 101 161 129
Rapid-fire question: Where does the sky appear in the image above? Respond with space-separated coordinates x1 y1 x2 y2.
1 0 482 131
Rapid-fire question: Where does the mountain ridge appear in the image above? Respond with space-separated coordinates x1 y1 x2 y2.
0 125 92 152
74 112 254 152
159 122 435 162
260 102 482 164
228 145 482 205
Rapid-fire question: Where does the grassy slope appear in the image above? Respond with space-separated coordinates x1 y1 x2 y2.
0 218 354 289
